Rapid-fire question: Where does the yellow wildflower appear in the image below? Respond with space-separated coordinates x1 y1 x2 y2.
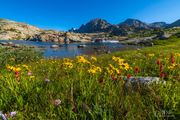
112 56 125 63
63 58 73 63
148 54 155 57
76 56 90 64
29 76 35 79
88 65 102 74
168 63 177 69
106 67 113 75
63 62 73 69
175 53 180 57
15 67 21 72
91 56 97 61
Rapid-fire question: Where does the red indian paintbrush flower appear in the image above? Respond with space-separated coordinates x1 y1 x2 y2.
98 77 104 84
159 72 165 78
127 74 131 79
15 70 20 80
135 67 139 74
171 53 175 64
156 59 161 65
15 70 19 76
160 64 163 72
111 75 117 81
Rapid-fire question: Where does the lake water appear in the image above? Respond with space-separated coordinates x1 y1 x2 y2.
0 40 138 58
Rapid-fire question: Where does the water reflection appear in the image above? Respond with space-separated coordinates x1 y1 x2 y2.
0 40 138 58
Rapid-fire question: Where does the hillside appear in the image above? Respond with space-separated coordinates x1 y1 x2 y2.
0 19 91 42
0 19 41 40
168 19 180 28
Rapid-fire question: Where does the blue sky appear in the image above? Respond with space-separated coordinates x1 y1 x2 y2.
0 0 180 31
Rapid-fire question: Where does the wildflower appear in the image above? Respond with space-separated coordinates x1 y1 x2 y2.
91 56 97 61
62 62 73 69
127 74 131 79
148 53 155 57
15 67 21 72
29 76 35 79
135 66 139 74
106 67 113 75
160 64 163 72
45 78 50 83
88 65 102 74
115 68 121 75
22 65 30 71
10 111 17 117
88 69 96 74
170 53 175 64
111 75 117 81
112 56 125 63
27 71 32 76
123 63 131 71
0 111 7 120
156 59 161 65
109 64 115 70
53 99 62 107
160 72 166 78
76 56 90 64
63 58 73 63
15 70 20 80
175 53 180 57
168 63 177 69
98 77 104 84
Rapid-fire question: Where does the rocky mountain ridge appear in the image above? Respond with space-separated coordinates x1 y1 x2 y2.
0 18 180 42
71 18 180 35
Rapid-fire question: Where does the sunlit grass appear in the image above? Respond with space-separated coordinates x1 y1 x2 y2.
0 39 179 119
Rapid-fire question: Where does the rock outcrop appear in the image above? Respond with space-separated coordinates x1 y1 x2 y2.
0 18 41 40
0 18 92 43
28 31 92 43
28 30 65 42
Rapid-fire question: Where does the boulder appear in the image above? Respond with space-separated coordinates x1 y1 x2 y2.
12 44 21 48
50 45 60 48
0 42 8 46
7 42 14 46
125 77 160 85
77 45 87 48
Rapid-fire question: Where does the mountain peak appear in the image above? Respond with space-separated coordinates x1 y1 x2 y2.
74 18 111 33
119 18 149 29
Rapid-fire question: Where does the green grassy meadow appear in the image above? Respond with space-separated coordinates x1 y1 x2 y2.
0 38 180 119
